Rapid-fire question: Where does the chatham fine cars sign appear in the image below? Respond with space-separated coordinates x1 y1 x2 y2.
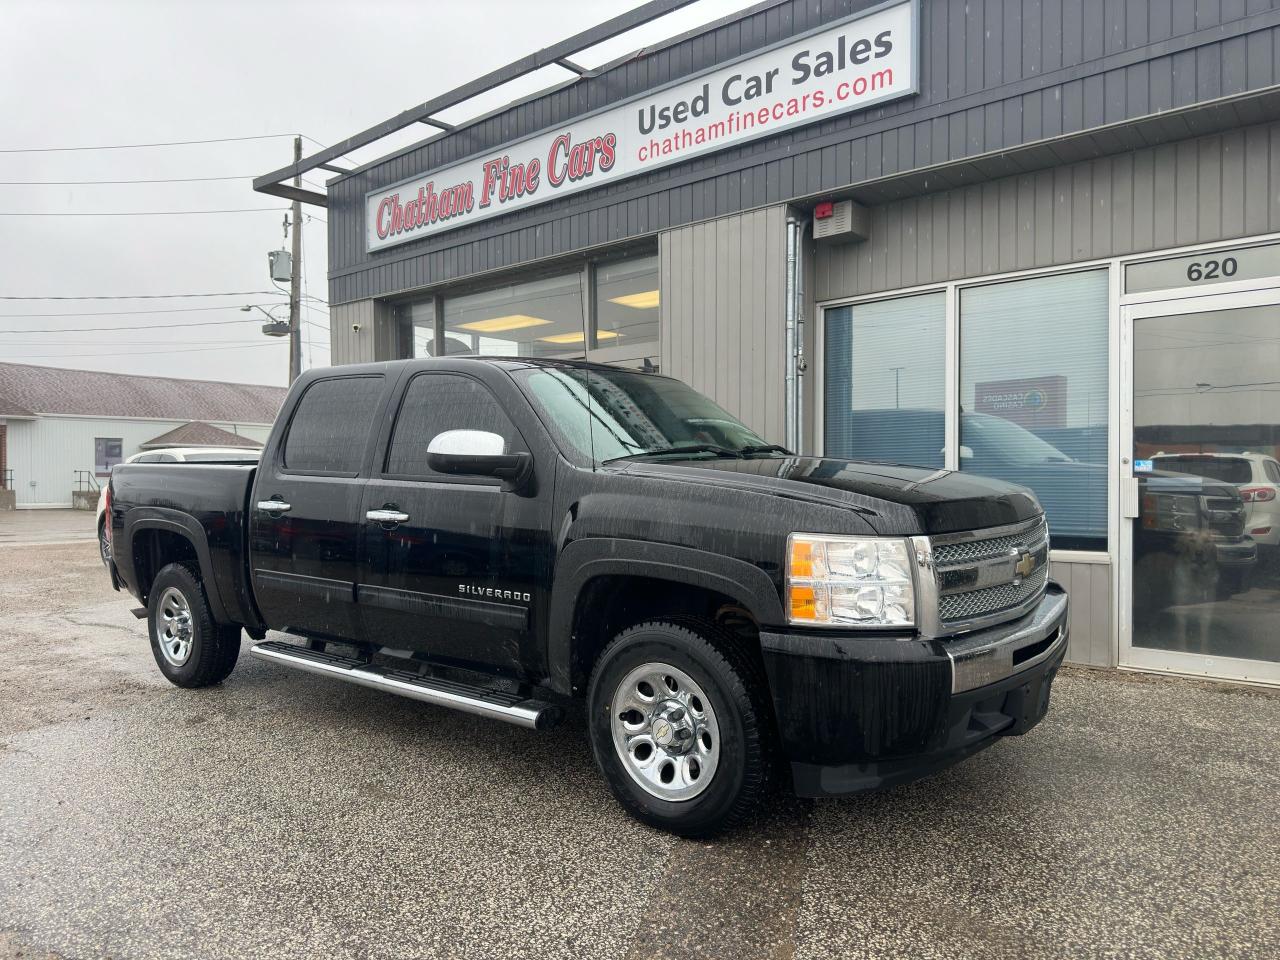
365 0 917 251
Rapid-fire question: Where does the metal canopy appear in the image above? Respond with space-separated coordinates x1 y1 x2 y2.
252 0 703 208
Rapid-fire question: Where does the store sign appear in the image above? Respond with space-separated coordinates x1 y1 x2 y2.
366 0 917 251
1125 240 1280 294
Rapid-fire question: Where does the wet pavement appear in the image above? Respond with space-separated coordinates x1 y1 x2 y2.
1 541 1278 960
0 508 97 547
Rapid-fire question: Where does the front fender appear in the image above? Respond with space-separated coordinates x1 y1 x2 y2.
546 537 785 695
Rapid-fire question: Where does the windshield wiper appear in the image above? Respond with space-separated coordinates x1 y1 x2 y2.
605 443 745 463
738 444 792 456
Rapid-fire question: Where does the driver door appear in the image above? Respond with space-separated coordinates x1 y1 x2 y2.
357 371 551 674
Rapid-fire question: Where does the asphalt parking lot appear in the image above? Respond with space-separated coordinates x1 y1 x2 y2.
1 533 1278 960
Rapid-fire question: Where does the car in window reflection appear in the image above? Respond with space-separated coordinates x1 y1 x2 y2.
840 409 1107 550
1151 452 1280 557
1135 469 1256 609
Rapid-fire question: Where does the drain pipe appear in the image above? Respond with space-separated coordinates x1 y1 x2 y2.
784 210 807 453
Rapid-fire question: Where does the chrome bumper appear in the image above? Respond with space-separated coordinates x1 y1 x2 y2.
944 584 1069 694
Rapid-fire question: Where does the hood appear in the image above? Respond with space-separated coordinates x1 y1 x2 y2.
620 456 1042 535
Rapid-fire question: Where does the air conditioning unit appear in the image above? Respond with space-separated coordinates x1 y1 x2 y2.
813 199 869 245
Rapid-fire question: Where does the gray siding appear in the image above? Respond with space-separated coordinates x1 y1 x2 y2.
1051 559 1115 668
327 0 1280 305
815 119 1280 300
660 206 789 441
329 301 398 364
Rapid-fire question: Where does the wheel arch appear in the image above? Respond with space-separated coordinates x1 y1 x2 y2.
548 538 784 696
123 508 229 622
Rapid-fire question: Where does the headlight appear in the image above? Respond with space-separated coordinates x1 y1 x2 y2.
1141 493 1200 532
786 533 915 627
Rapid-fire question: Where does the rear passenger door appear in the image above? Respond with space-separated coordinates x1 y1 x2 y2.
249 373 387 640
358 371 552 674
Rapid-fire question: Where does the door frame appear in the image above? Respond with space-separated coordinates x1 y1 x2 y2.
1118 285 1280 686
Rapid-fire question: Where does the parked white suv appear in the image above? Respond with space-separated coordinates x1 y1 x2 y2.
97 447 260 564
1151 452 1280 553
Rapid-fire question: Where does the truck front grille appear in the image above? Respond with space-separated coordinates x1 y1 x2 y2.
931 517 1049 631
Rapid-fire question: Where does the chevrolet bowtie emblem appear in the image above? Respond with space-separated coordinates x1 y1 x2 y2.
1015 551 1037 578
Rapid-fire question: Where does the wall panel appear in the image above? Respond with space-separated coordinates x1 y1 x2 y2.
659 206 788 440
815 119 1280 301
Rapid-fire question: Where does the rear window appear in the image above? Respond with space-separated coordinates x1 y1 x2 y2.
1155 456 1251 484
181 451 260 462
284 376 383 473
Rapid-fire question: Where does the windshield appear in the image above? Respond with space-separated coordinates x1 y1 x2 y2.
513 366 771 464
962 412 1073 463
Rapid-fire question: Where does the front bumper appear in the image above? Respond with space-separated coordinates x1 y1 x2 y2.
1214 537 1257 567
760 584 1069 797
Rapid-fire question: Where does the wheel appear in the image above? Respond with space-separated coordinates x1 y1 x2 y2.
147 563 241 688
98 516 111 566
587 619 774 837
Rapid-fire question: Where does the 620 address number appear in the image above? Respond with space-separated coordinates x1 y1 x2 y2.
1186 257 1238 282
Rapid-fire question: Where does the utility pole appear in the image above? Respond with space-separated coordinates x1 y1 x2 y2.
288 135 303 382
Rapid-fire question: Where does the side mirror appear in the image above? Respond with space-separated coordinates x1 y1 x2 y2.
426 429 533 487
958 445 975 460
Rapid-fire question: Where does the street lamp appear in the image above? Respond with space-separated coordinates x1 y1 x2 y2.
242 304 291 338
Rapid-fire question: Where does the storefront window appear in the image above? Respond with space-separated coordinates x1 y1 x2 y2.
824 292 946 468
960 270 1109 550
443 272 585 358
398 300 436 357
595 254 659 347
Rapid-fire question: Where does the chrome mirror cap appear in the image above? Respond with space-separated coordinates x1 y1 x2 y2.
427 429 505 457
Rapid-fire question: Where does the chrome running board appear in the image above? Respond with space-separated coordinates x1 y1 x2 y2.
250 639 561 730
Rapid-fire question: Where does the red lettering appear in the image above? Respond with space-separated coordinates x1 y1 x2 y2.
375 197 393 239
547 133 571 187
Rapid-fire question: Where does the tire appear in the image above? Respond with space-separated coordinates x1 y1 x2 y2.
147 563 241 688
587 618 774 838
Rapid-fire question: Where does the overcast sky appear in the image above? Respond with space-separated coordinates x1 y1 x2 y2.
0 0 752 386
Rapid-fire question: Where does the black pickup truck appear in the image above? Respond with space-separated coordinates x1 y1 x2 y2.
106 358 1068 836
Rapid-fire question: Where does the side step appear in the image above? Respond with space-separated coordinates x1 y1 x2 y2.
249 640 562 730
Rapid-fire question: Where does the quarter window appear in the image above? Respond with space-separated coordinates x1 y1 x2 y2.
283 376 384 474
385 374 521 478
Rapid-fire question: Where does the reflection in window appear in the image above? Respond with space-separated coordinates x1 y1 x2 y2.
443 273 584 358
960 270 1109 550
397 299 436 358
595 254 659 347
824 292 946 468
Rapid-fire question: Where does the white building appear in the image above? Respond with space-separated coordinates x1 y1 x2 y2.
0 363 286 509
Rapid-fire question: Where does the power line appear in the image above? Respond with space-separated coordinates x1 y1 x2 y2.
0 303 282 319
0 207 285 217
6 341 286 359
0 319 255 334
0 175 256 185
0 133 301 154
0 290 291 301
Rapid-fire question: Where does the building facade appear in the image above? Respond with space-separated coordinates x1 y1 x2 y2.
0 364 284 509
319 0 1280 686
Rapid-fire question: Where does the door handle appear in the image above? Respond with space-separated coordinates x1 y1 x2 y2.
257 500 292 514
366 509 410 525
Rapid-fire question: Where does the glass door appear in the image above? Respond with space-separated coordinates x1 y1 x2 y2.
1120 288 1280 685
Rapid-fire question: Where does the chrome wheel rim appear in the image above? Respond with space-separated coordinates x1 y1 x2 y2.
155 586 194 667
99 523 111 564
610 662 720 802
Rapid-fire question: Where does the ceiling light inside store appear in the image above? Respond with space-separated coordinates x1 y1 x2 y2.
539 330 620 344
608 290 660 309
456 314 551 333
